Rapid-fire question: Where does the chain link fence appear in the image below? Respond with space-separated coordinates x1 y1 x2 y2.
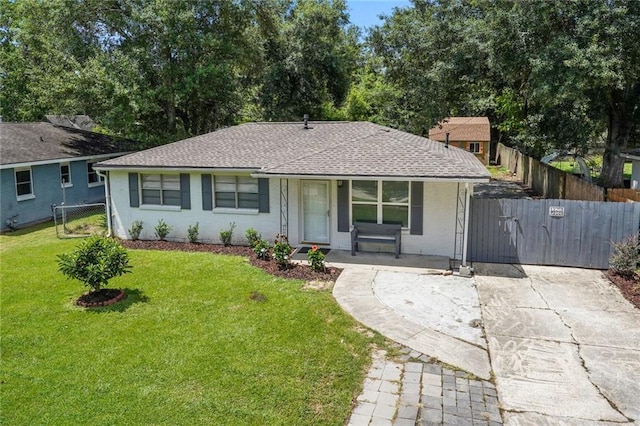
53 203 107 238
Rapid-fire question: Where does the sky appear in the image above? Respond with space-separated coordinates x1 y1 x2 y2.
346 0 411 31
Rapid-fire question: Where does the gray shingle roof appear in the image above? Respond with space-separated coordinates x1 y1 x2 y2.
97 122 489 180
1 122 136 166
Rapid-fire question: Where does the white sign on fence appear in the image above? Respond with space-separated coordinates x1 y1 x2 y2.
549 206 565 217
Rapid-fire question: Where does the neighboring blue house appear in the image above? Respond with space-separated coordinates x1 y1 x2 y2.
0 122 134 231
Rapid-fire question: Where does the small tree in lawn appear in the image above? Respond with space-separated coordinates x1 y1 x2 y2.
57 236 132 293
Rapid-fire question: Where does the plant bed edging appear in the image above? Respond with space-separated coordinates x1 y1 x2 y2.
76 289 127 308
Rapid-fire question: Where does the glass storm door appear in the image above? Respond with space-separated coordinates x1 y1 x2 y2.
302 180 330 243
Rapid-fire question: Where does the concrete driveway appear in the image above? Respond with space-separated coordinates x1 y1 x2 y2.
333 259 640 425
474 264 639 425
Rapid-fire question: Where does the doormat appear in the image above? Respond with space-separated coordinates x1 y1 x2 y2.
296 247 331 255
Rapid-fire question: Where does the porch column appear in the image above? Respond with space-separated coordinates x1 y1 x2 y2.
280 179 288 236
461 182 471 267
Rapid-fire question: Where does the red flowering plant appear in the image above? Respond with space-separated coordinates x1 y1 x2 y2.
307 245 326 272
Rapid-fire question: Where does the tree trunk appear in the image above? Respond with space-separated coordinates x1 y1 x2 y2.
600 88 635 188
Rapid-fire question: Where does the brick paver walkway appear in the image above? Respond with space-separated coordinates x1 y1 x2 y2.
349 348 502 426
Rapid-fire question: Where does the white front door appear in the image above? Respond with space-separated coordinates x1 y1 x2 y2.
302 180 330 243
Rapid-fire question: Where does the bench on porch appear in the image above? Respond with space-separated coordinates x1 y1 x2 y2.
350 222 402 259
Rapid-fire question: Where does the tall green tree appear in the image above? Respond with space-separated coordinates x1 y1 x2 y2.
2 0 265 143
93 0 260 140
367 0 639 186
259 0 359 121
569 1 640 187
1 0 93 121
484 0 639 184
367 0 493 135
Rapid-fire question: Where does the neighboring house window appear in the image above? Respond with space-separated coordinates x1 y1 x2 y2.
60 163 72 187
351 180 409 227
214 176 259 209
15 167 34 200
87 162 103 186
469 142 481 153
141 174 181 206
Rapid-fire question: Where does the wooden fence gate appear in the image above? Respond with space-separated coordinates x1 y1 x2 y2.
468 198 640 269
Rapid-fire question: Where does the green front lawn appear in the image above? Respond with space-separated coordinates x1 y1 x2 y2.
0 225 380 425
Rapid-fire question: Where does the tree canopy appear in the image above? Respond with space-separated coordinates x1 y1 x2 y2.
1 0 638 186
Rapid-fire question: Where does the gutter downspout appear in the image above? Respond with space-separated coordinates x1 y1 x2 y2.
96 170 112 237
461 182 471 267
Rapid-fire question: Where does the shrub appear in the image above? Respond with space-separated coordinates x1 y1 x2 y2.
609 234 640 277
245 227 261 247
154 219 172 241
307 245 326 272
129 220 143 240
273 234 292 269
187 222 199 243
253 238 270 260
220 222 236 246
57 236 132 291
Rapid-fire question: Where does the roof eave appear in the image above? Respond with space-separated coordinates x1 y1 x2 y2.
251 171 490 182
0 152 132 170
620 153 640 161
94 164 260 173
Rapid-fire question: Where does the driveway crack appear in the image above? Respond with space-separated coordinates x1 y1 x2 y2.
527 276 632 422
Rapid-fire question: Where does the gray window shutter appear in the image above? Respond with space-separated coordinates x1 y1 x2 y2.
180 174 190 209
337 181 349 232
201 174 212 211
410 181 423 235
128 173 139 207
258 178 269 213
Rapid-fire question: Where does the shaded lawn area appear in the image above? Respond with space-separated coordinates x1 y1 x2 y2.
0 224 381 425
551 157 633 180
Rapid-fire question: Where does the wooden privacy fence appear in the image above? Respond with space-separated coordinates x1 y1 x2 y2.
468 198 640 269
496 144 606 201
607 188 640 202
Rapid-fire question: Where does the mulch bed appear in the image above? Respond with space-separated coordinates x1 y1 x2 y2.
77 288 126 307
119 240 342 283
607 271 640 309
114 240 640 309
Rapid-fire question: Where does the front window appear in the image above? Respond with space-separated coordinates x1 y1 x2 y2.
351 180 409 227
60 163 72 187
469 142 481 153
15 167 33 200
214 176 259 209
141 174 181 206
87 162 103 186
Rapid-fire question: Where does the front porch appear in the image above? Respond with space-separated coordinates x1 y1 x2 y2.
291 248 450 272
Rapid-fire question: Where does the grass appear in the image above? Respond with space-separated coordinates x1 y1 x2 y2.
1 224 382 425
489 156 633 182
485 165 513 180
550 156 632 180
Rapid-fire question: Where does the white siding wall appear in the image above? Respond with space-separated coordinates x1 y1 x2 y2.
109 171 463 257
420 182 459 256
109 171 294 245
328 181 459 256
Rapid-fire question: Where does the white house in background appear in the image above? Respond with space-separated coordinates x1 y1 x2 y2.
95 121 490 261
620 149 640 189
